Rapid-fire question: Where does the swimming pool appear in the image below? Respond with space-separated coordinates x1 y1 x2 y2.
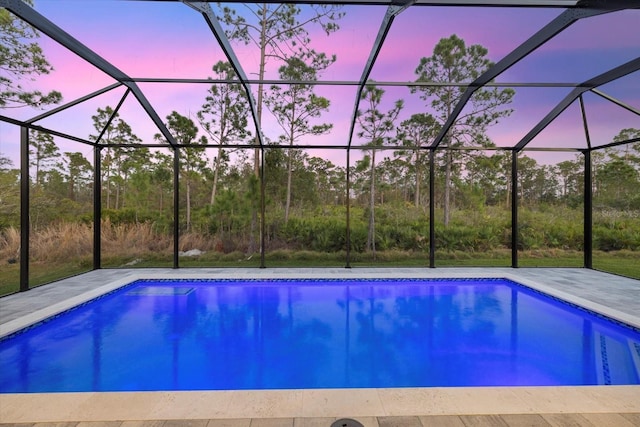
1 278 639 392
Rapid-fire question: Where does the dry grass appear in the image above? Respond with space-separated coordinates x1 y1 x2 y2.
0 227 20 262
101 220 171 257
1 223 94 264
0 222 225 265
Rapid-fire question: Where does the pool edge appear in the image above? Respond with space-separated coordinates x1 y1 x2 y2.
2 270 639 339
1 385 639 423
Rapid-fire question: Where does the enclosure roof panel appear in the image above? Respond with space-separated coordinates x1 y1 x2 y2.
0 0 638 154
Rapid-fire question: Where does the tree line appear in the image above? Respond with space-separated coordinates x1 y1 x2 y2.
1 1 639 257
2 122 639 250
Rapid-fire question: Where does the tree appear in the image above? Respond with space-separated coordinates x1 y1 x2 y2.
612 128 640 169
610 128 640 172
149 151 173 217
414 34 514 226
218 3 343 255
266 55 332 222
597 159 638 209
90 106 144 209
518 155 557 206
464 151 511 207
307 156 345 206
356 85 403 256
0 2 62 108
197 61 252 206
0 153 19 228
396 113 439 208
218 2 343 177
29 130 60 186
556 158 582 200
64 152 92 202
156 112 206 232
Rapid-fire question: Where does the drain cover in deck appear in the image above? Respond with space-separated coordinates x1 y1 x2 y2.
331 419 364 427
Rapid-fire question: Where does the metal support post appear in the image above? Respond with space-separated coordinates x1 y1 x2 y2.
511 151 519 268
173 148 180 269
429 149 435 268
345 149 352 268
260 148 266 269
20 127 30 291
93 146 101 269
584 150 593 268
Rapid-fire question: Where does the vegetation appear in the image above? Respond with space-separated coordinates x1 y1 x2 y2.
1 128 638 292
0 4 638 296
0 0 62 108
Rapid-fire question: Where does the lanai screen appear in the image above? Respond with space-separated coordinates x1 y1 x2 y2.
0 0 638 294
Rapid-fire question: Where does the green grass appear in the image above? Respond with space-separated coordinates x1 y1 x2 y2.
591 250 640 279
0 262 92 297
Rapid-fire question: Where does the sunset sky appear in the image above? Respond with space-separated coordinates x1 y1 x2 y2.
0 1 638 167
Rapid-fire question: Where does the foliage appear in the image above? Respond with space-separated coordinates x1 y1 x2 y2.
1 14 639 290
266 55 333 223
197 61 252 206
356 84 404 256
218 1 344 181
0 1 62 107
413 34 515 226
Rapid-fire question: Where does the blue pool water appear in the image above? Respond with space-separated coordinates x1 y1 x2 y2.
1 278 639 392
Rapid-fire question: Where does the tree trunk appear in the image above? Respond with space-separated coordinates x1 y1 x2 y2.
68 177 75 201
35 157 41 188
105 178 111 209
248 2 268 255
121 173 127 209
253 2 268 179
104 160 111 209
505 171 511 209
284 111 296 223
210 150 222 205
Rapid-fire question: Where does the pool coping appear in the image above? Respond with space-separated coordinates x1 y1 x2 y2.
1 386 639 423
1 268 639 423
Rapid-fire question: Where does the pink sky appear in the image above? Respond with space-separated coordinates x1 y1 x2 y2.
0 2 638 168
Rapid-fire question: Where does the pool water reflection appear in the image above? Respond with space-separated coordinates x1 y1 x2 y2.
1 278 639 392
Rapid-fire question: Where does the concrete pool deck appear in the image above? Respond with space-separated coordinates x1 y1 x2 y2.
1 267 639 425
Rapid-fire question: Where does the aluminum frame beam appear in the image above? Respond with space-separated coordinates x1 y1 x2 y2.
1 0 178 147
430 2 630 148
182 1 266 149
92 88 132 145
594 136 640 151
123 77 585 88
26 83 123 124
130 0 578 7
515 56 640 151
345 1 414 150
590 88 640 117
0 114 96 145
